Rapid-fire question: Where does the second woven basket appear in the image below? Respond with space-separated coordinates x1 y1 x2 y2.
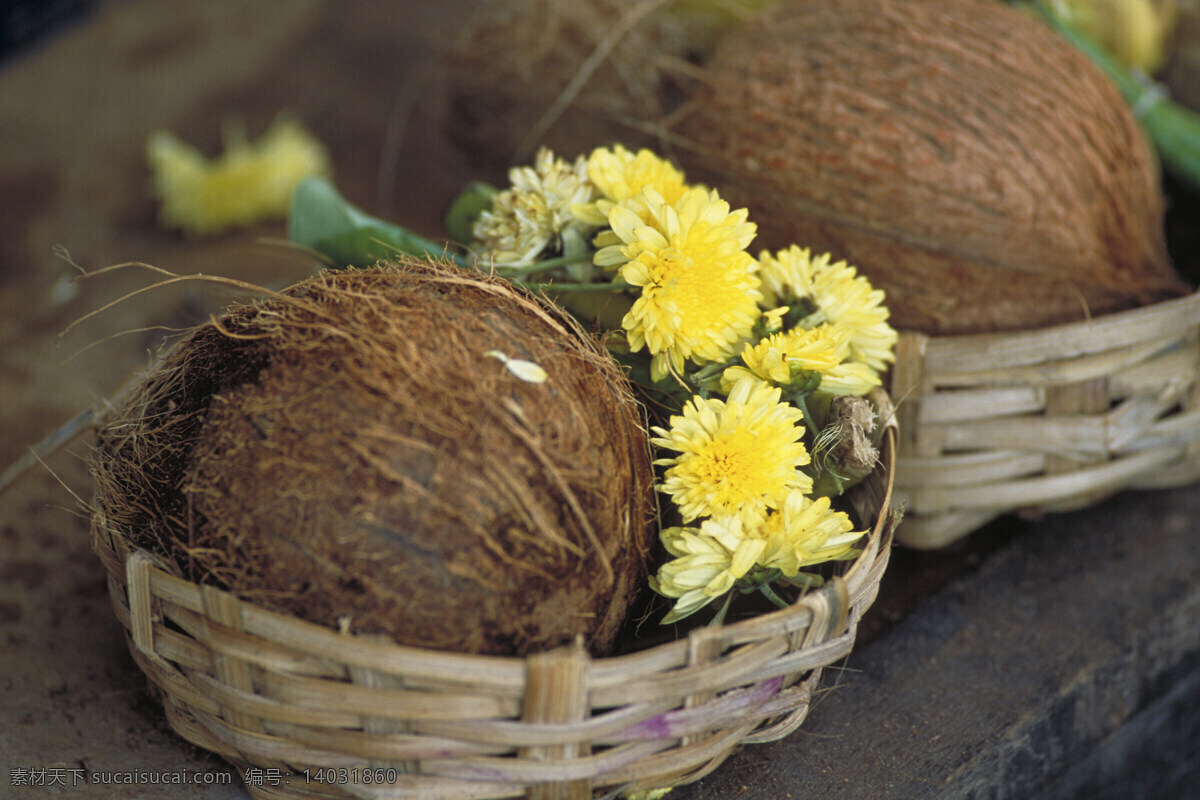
889 290 1200 549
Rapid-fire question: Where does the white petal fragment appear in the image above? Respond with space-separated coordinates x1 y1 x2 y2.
483 350 548 384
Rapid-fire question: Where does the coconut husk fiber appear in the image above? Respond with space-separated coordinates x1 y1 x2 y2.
676 0 1191 334
90 259 656 657
444 0 701 171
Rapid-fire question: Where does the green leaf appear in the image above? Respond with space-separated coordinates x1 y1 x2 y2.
305 227 405 268
287 176 466 268
444 181 497 245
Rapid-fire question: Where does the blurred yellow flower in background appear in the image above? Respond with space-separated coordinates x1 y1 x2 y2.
148 118 330 235
1049 0 1178 74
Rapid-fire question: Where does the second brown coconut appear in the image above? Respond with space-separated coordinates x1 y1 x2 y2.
678 0 1189 333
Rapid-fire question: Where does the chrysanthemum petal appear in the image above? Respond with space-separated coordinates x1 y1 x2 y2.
756 245 898 384
573 144 689 226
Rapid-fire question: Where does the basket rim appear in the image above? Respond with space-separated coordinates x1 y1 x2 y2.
899 288 1200 375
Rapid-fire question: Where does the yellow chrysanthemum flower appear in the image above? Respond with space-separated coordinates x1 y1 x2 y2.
759 491 863 577
651 379 811 522
720 323 882 396
571 144 690 227
721 324 844 388
651 490 861 622
597 187 761 381
757 244 817 310
471 147 599 268
650 514 764 621
808 261 898 373
757 246 897 373
147 119 332 235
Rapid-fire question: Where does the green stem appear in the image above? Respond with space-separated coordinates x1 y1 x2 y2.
688 360 733 397
790 390 822 442
708 592 735 627
498 250 594 276
520 280 632 293
759 583 791 610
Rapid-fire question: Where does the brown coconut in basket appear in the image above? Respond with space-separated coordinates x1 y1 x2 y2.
90 258 657 657
675 0 1191 334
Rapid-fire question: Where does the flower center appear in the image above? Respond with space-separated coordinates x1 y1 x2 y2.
654 247 693 284
649 246 738 328
692 428 777 508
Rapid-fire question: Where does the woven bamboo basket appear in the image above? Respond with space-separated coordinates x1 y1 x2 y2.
89 392 898 800
889 290 1200 550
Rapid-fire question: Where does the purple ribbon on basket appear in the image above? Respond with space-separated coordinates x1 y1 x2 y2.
617 676 785 741
419 678 788 783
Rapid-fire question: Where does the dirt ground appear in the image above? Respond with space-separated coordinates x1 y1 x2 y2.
1 2 1196 799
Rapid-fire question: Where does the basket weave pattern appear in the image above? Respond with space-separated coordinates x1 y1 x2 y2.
91 417 897 799
890 291 1200 549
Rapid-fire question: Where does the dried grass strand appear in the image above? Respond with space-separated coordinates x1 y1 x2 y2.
515 0 676 160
